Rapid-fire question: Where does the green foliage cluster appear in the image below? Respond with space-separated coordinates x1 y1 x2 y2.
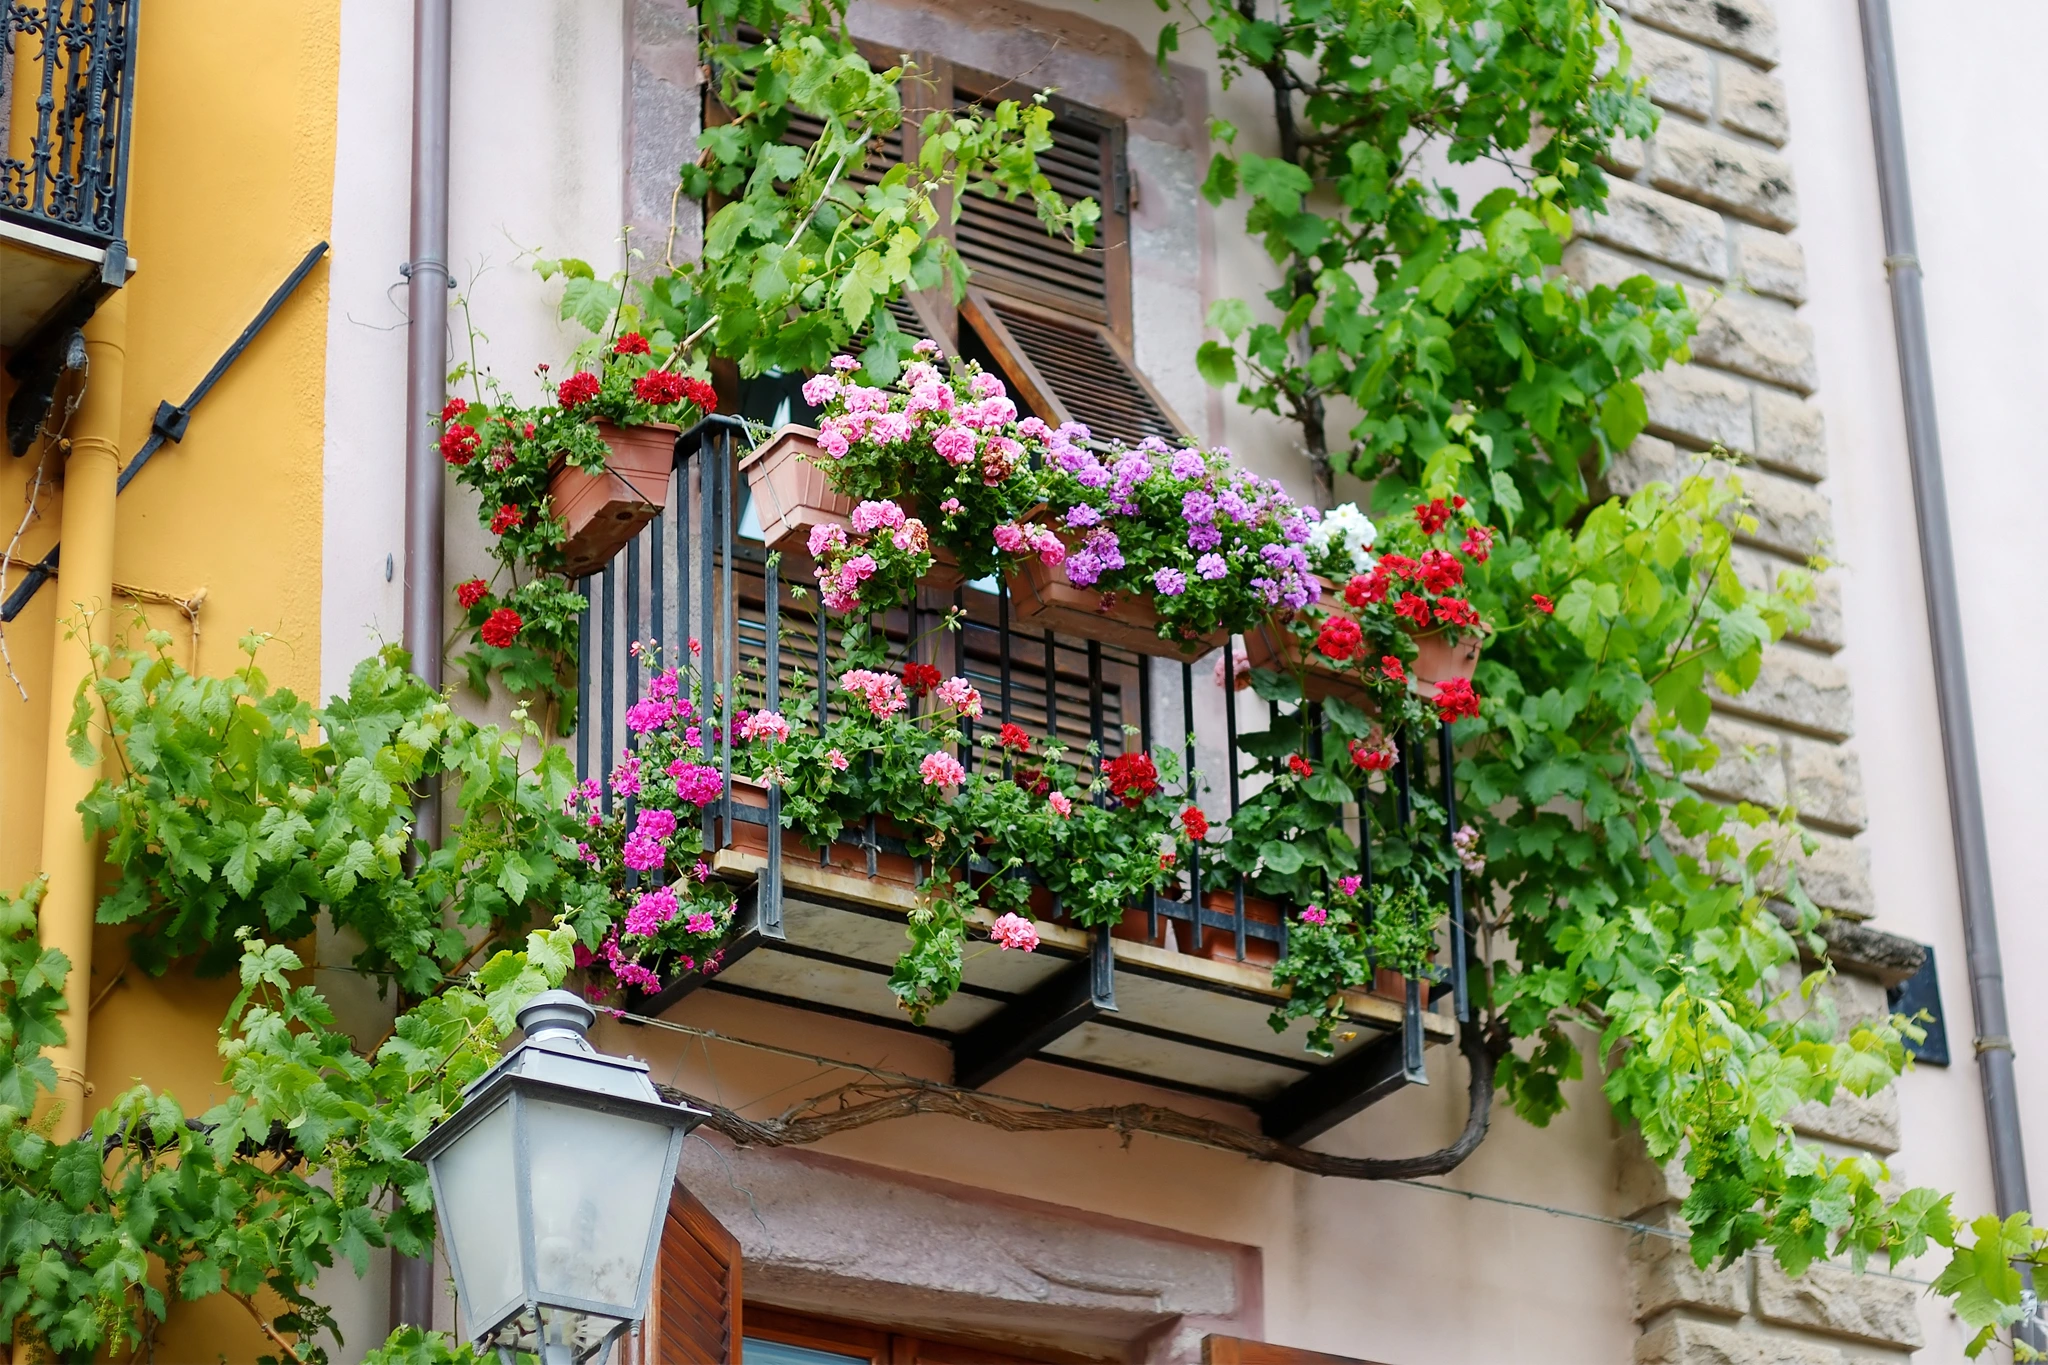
1161 0 2046 1349
70 625 607 994
0 869 575 1362
650 0 1098 383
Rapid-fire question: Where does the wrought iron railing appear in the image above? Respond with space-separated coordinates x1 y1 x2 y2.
574 417 1471 1122
1 0 138 249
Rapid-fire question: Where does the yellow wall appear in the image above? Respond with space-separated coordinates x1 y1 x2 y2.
0 4 340 1358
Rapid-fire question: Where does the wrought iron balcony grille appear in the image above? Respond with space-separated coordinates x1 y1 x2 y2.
575 417 1472 1141
1 0 137 249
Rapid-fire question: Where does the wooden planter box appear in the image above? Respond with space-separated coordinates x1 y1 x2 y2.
1007 555 1232 660
739 424 967 594
723 778 923 890
1410 626 1483 689
738 425 854 554
1243 618 1374 705
550 419 677 578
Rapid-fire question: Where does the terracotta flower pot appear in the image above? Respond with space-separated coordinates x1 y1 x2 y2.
1243 620 1375 705
738 424 855 554
1408 625 1484 694
551 419 677 579
1007 554 1232 660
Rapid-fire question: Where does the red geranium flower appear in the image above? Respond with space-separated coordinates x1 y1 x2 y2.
1414 499 1453 534
901 662 942 696
455 578 488 609
440 423 480 465
1348 737 1396 772
1380 655 1406 683
1433 597 1481 628
1394 592 1432 627
480 607 523 648
634 369 686 405
1180 805 1209 842
557 370 601 407
1287 754 1314 779
1314 614 1364 662
680 376 718 412
1343 574 1374 608
998 723 1031 752
1432 677 1481 724
1461 524 1495 562
1419 549 1464 594
1378 553 1418 581
489 503 523 535
1531 593 1555 615
440 397 469 421
613 332 651 355
1104 752 1160 806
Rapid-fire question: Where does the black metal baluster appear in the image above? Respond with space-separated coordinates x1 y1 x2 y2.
626 533 643 716
698 437 717 856
998 581 1014 780
719 433 735 854
1223 644 1245 962
762 552 784 938
650 499 666 659
576 577 592 782
1182 660 1200 953
1439 719 1470 1024
600 566 616 817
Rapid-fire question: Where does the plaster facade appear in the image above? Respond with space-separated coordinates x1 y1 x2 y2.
0 0 2038 1357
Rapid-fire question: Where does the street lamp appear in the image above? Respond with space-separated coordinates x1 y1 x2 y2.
406 989 708 1363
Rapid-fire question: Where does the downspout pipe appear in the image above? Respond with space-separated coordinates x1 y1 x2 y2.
1856 0 2040 1341
393 0 451 1334
35 289 128 1145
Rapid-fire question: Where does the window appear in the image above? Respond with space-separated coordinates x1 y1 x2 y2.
715 38 1189 446
742 1306 1073 1364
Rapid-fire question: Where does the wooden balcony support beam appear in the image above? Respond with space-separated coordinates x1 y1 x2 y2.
951 925 1116 1090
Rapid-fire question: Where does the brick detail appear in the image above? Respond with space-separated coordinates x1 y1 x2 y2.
1753 1261 1925 1349
1694 294 1818 393
1754 388 1827 479
1710 644 1853 741
1641 366 1753 451
1735 225 1808 304
1736 465 1832 559
1797 830 1875 920
1576 178 1730 277
1730 548 1843 652
1787 1087 1902 1154
1627 0 1781 67
1632 1221 1747 1320
1787 738 1867 832
1626 20 1716 116
1718 60 1790 146
1690 715 1788 807
1635 1316 1842 1365
1649 121 1800 229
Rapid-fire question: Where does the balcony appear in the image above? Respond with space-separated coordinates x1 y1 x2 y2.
1 0 138 361
575 419 1465 1144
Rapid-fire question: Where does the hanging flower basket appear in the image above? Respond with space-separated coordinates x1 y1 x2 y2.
1241 576 1386 704
1008 553 1232 660
550 420 678 579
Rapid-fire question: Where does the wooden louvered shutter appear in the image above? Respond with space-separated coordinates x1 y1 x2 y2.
1202 1337 1394 1365
962 288 1187 446
632 1182 741 1364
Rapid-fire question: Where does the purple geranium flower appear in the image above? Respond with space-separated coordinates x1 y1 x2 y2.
1196 553 1228 580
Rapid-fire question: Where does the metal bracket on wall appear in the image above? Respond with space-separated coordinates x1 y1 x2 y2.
2 241 331 623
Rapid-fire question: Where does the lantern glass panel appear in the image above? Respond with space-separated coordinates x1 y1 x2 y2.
524 1097 675 1311
436 1099 522 1325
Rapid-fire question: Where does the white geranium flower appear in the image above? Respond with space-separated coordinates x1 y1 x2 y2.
1306 501 1377 575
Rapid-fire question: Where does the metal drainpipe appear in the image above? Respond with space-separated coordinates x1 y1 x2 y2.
34 288 128 1145
1856 0 2040 1342
393 0 451 1333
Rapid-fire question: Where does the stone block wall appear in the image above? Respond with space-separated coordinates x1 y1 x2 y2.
1582 2 1931 1360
